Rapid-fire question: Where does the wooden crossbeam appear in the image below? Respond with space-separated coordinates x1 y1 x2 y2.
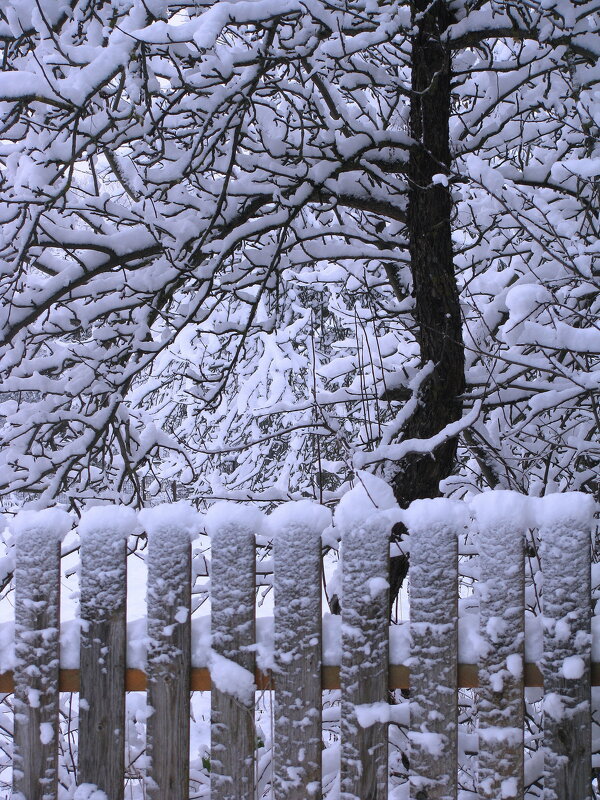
2 662 598 693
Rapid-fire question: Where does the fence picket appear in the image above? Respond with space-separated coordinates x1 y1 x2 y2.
11 510 71 800
78 507 134 799
272 502 330 800
208 505 261 800
406 500 463 800
473 492 526 800
142 505 195 800
339 499 390 800
540 494 593 800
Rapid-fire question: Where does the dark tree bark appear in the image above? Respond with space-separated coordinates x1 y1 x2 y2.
390 0 465 599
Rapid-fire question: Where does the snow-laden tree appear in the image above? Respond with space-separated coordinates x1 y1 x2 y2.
0 0 597 511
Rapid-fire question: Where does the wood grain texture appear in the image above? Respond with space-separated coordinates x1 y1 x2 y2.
340 514 389 800
541 510 591 800
210 515 257 800
406 501 460 800
13 524 62 800
145 520 192 800
272 504 327 799
78 526 127 799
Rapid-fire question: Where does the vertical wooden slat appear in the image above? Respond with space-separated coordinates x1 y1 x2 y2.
141 504 195 800
539 493 594 800
208 504 262 800
472 491 526 800
11 509 71 800
78 506 134 799
338 492 390 800
272 501 330 800
406 499 463 800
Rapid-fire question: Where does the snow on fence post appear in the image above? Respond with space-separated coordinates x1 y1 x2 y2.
207 504 262 800
471 492 527 800
538 493 594 800
141 504 196 800
405 499 464 800
337 477 394 800
272 501 330 800
11 509 71 800
78 507 136 799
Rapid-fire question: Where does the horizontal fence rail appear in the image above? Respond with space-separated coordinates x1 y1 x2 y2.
5 661 600 692
0 489 596 800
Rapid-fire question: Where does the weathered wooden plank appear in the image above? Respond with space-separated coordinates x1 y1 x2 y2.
406 499 464 800
539 493 594 800
338 484 391 800
208 504 262 800
78 507 135 799
11 509 71 800
472 492 526 800
141 504 196 800
272 501 330 800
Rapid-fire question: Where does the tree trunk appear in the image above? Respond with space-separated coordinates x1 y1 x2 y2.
390 0 465 598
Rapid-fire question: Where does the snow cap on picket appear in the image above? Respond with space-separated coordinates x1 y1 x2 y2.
139 501 199 542
533 492 596 530
268 499 331 538
73 784 109 800
9 508 72 544
204 501 265 538
334 470 398 532
79 505 140 543
404 497 469 534
470 490 534 531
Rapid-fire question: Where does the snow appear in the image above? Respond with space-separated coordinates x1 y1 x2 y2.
268 498 331 535
367 576 389 599
208 651 255 705
561 655 585 680
9 508 72 543
478 726 522 746
407 731 446 758
27 687 40 708
533 492 596 530
404 497 469 532
139 501 199 540
78 505 139 541
355 401 482 469
544 692 567 722
506 653 523 679
204 501 265 538
469 489 534 530
39 722 54 745
73 786 109 800
501 777 518 799
354 701 392 728
333 470 398 531
551 157 600 179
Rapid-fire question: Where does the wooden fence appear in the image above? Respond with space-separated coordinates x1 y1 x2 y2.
0 491 596 800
